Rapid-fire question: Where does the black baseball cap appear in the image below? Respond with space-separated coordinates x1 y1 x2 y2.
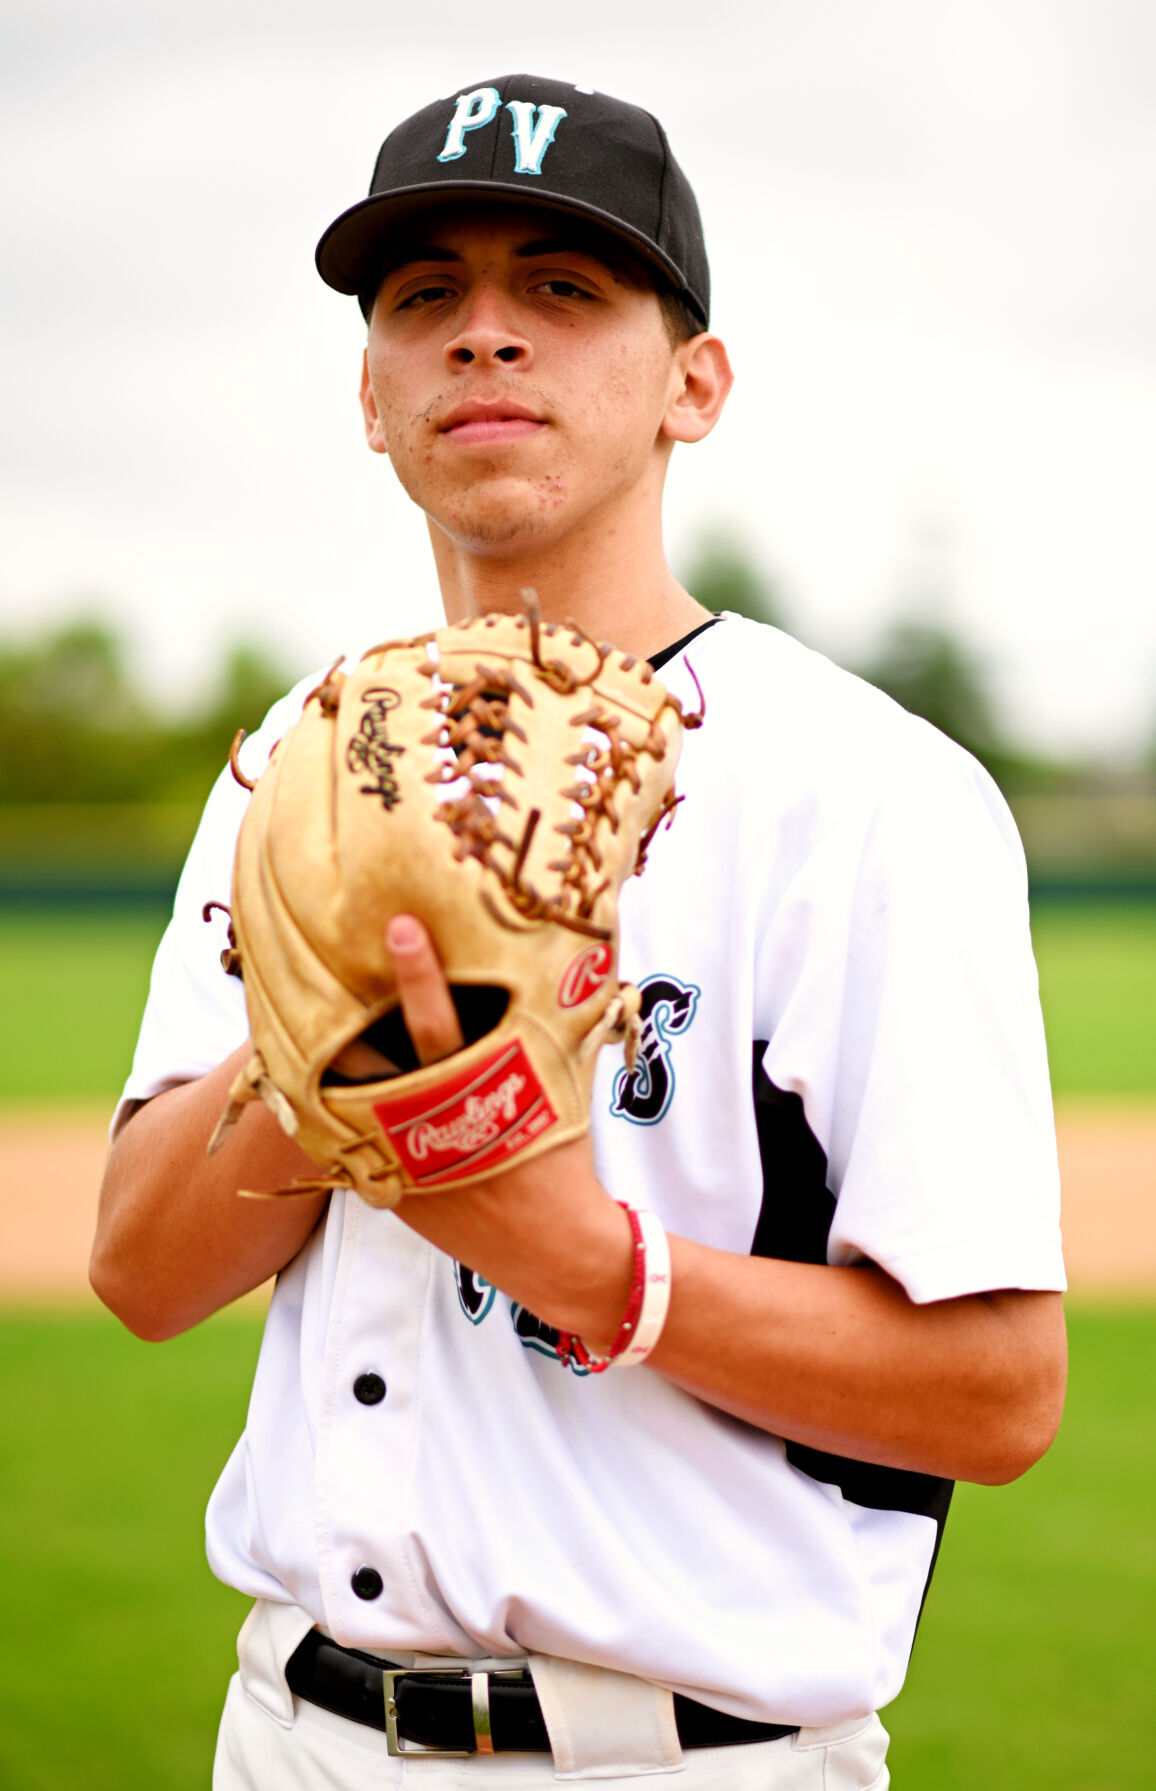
315 75 710 326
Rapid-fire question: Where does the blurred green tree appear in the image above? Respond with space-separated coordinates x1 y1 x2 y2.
155 644 297 802
681 526 789 630
0 618 294 803
202 644 295 744
857 617 1000 762
0 620 158 801
855 617 1076 794
3 619 141 729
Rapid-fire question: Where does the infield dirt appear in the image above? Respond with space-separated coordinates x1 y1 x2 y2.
1 1102 1153 1300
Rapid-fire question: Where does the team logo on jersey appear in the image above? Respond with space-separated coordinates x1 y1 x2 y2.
437 87 568 175
611 974 700 1126
509 1303 594 1375
454 1277 590 1374
455 1261 495 1325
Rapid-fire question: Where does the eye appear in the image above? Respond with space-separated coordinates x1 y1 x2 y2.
395 281 457 310
530 275 599 301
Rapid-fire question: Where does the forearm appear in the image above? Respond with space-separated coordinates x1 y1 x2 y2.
650 1243 1066 1484
90 1044 328 1341
397 1159 1066 1487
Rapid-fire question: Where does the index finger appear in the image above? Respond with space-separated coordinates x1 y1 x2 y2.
386 914 466 1065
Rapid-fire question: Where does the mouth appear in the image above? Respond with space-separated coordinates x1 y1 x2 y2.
438 400 546 447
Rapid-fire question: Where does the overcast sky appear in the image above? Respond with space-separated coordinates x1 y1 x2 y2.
3 0 1155 757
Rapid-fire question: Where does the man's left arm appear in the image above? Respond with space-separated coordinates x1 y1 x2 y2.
384 915 1067 1489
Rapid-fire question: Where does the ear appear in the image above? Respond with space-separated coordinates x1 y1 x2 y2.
661 334 734 446
360 350 389 456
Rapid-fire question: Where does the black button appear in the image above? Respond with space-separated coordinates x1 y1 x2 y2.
351 1565 383 1601
353 1372 386 1406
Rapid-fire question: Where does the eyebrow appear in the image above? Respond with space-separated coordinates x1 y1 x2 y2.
379 243 460 277
511 237 606 261
380 235 621 280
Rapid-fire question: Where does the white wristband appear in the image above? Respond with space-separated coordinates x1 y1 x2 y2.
613 1207 672 1368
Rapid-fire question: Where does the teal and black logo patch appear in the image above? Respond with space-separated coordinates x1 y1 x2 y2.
611 975 700 1126
455 1261 495 1325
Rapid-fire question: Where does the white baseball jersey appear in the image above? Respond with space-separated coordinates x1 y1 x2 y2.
120 614 1066 1728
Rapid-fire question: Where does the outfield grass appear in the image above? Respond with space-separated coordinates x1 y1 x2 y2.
0 906 170 1104
2 899 1155 1104
1032 901 1156 1098
888 1304 1156 1789
0 1304 1150 1789
0 1308 255 1791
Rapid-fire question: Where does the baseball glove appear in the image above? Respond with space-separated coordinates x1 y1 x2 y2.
207 603 703 1208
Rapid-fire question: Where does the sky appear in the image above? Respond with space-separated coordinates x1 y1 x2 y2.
2 0 1155 758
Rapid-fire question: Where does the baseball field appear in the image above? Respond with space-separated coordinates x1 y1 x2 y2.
1 900 1153 1789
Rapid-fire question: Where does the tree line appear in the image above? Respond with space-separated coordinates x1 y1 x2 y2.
0 538 1148 807
681 530 1145 797
0 620 293 805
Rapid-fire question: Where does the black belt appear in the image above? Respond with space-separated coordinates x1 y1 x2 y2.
286 1629 797 1757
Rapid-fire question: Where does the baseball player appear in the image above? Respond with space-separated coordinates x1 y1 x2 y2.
91 75 1068 1790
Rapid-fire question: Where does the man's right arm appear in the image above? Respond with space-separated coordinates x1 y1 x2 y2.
90 1041 329 1341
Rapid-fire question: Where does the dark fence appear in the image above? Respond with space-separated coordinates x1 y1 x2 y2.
2 801 1154 910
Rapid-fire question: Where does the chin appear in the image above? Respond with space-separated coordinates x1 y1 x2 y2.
433 493 570 555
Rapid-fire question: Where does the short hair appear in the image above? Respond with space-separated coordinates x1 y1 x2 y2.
657 287 705 346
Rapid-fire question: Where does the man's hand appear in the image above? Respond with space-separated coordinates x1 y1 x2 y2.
384 913 1067 1486
385 913 637 1355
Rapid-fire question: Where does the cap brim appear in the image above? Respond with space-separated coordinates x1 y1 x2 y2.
315 182 707 326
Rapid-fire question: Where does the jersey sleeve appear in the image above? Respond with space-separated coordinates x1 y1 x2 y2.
759 722 1066 1306
113 673 320 1131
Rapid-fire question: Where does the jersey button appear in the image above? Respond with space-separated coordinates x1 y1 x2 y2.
353 1372 386 1405
351 1565 383 1601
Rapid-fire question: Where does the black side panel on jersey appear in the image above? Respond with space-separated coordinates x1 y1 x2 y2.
749 1044 954 1548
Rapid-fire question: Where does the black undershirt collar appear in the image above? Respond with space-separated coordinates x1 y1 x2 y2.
648 613 722 672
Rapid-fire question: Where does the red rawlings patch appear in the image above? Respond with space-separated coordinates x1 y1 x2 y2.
558 942 613 1009
372 1040 558 1187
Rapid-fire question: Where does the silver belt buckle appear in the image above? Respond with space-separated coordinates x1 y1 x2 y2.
383 1666 469 1758
382 1664 524 1758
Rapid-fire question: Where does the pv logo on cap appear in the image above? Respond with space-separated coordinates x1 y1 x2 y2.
438 86 568 175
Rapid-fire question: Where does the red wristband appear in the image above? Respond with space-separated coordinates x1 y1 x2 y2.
555 1203 648 1374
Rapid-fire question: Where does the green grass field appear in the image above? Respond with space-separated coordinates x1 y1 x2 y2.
0 1304 1151 1790
0 1309 256 1791
1032 902 1156 1097
0 906 171 1104
2 898 1155 1104
890 1304 1156 1789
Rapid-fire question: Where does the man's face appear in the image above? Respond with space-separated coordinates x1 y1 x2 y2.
359 205 688 555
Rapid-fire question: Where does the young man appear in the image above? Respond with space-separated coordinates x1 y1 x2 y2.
91 75 1067 1790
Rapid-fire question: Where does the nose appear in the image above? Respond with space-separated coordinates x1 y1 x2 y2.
444 281 531 370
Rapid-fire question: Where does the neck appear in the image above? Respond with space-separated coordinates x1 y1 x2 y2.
426 505 711 662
